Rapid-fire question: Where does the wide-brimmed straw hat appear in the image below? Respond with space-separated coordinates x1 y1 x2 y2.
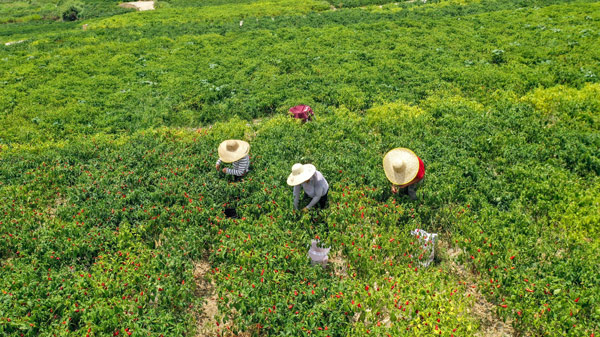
383 148 419 185
218 139 250 163
287 163 316 186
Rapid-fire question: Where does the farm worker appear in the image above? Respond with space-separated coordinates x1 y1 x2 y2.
215 140 250 180
287 163 329 212
383 148 425 200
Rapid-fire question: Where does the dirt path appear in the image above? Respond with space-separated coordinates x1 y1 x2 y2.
193 260 219 337
441 241 516 337
4 40 26 46
119 1 155 11
329 250 348 278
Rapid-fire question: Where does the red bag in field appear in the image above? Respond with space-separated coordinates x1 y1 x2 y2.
289 105 314 122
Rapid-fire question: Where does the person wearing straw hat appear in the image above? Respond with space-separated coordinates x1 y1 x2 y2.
287 163 329 211
383 148 425 200
215 140 250 180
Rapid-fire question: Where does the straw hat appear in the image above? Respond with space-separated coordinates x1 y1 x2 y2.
287 163 316 186
383 148 420 185
218 140 250 163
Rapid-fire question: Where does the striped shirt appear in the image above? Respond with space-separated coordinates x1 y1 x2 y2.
216 155 250 176
294 170 329 209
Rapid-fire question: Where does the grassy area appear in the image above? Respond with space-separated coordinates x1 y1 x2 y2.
0 0 132 23
0 0 598 336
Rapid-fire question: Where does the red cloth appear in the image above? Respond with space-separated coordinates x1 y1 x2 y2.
289 105 313 121
414 156 425 182
399 156 425 187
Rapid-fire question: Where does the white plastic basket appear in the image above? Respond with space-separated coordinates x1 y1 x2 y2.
308 240 330 268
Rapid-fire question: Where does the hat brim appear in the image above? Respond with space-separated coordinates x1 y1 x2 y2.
383 148 419 185
218 140 250 163
287 164 316 186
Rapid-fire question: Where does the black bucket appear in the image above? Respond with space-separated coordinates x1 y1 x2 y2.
224 208 238 219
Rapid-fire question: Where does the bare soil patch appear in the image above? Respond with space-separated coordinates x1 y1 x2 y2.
4 40 26 46
328 250 348 278
119 1 155 11
439 240 515 337
47 194 68 218
193 260 219 337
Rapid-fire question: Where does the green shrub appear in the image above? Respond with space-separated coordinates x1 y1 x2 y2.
61 6 79 21
490 48 505 64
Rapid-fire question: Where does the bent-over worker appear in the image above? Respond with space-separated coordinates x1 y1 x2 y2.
383 148 425 200
287 163 329 211
215 140 250 180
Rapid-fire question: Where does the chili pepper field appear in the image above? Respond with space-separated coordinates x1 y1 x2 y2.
0 0 599 336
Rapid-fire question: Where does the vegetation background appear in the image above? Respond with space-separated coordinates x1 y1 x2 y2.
0 0 598 336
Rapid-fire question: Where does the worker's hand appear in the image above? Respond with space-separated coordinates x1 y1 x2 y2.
215 164 221 171
222 168 227 174
391 185 398 194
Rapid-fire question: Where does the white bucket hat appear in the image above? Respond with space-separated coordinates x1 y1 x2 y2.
383 148 420 185
218 139 250 163
287 163 316 186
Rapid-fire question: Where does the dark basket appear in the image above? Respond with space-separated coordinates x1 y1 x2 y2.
224 208 238 219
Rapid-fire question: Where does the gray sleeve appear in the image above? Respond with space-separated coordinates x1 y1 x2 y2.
305 175 325 209
305 194 321 209
293 185 301 210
